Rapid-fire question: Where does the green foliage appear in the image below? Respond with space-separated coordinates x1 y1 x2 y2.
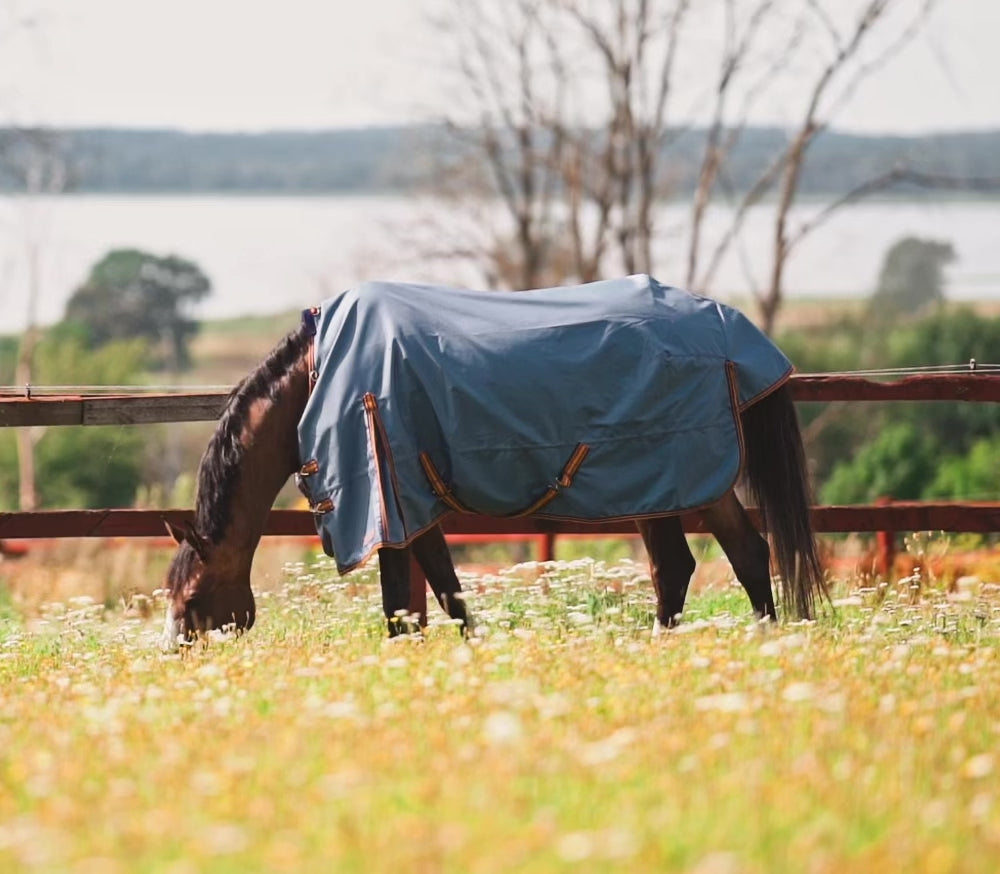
821 423 940 504
554 537 641 564
133 472 197 510
0 582 18 630
868 236 954 319
64 248 210 370
777 317 870 374
778 317 889 484
886 308 1000 456
926 435 1000 501
886 306 1000 367
0 335 17 384
32 426 144 509
0 434 16 510
32 324 149 386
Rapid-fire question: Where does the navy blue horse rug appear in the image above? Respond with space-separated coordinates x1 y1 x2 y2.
296 274 792 573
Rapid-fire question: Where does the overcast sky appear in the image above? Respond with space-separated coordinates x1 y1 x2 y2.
1 0 997 135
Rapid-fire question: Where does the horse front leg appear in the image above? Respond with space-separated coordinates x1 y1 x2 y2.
411 526 472 636
637 516 696 631
377 545 421 636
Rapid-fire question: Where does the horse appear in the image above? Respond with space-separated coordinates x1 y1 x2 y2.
163 275 825 647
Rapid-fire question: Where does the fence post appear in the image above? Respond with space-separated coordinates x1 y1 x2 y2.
539 532 556 562
875 496 895 578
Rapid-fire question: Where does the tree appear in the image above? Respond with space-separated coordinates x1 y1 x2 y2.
64 249 211 370
433 0 937 332
869 236 955 319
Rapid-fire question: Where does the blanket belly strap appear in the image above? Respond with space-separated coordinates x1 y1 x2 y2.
419 442 590 518
419 452 472 513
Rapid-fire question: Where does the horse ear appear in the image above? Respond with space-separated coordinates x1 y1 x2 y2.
164 519 188 545
163 518 210 562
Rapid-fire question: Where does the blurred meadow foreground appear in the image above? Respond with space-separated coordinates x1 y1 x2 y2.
1 551 998 873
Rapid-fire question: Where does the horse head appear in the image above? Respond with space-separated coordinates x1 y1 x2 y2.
162 519 256 649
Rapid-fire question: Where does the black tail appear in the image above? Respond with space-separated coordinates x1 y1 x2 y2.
740 383 826 619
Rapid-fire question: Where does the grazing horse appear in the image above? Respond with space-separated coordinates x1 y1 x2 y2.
163 275 825 647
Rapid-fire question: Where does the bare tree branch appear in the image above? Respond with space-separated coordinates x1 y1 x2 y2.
686 0 776 287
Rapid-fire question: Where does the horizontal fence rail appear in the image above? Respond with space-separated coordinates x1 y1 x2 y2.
3 503 1000 541
0 392 227 427
3 373 1000 428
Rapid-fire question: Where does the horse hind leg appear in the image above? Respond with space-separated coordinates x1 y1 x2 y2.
636 516 695 630
700 490 776 621
411 525 472 635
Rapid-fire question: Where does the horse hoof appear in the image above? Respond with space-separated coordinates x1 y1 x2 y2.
652 613 683 638
460 615 476 639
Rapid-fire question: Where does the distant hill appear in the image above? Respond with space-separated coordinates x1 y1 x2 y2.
0 126 438 194
1 125 998 196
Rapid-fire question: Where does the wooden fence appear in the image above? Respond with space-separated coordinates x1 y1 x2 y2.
3 373 999 431
2 372 1000 616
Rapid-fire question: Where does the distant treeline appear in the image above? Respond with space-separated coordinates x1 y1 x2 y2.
1 125 999 196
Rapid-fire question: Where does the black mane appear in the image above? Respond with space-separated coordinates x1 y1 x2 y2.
193 321 312 543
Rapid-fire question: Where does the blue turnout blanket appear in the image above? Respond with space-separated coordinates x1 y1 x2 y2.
296 275 791 572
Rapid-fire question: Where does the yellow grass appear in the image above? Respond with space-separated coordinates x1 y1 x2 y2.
1 558 998 873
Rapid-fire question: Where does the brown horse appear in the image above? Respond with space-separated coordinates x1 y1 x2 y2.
163 289 825 648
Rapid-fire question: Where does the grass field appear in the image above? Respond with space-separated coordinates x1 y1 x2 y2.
1 558 999 873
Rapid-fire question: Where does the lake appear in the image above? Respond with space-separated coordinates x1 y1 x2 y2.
1 194 998 332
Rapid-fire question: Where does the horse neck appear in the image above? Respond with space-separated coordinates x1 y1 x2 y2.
218 363 309 564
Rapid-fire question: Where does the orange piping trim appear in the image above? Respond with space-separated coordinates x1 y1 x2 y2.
367 394 408 524
363 393 391 539
737 365 794 412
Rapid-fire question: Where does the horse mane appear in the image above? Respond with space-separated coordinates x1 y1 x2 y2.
165 539 199 595
193 321 312 543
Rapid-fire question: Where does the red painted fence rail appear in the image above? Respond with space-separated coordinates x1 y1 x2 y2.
789 372 1000 403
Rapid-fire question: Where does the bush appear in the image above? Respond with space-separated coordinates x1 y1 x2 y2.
821 423 940 504
926 436 1000 501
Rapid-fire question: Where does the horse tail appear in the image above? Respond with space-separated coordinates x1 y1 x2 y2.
739 382 827 619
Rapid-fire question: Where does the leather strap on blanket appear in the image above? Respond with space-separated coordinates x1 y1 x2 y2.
419 443 590 518
301 306 320 395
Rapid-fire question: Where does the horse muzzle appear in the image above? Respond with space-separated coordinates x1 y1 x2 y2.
161 603 185 652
